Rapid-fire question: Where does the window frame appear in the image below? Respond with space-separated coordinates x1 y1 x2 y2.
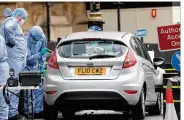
130 36 145 59
58 39 128 58
135 37 153 64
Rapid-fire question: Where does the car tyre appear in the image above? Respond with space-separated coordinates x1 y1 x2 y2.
131 88 146 120
44 101 58 120
148 92 161 115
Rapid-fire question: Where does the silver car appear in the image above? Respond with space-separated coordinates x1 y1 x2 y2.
44 32 165 120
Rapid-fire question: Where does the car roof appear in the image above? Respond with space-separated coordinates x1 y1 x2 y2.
60 32 134 43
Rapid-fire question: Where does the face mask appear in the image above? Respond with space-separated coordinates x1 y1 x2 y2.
30 38 38 44
34 37 40 41
18 19 25 25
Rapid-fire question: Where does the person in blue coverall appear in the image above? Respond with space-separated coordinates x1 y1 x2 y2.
23 26 47 118
0 35 9 120
0 8 28 120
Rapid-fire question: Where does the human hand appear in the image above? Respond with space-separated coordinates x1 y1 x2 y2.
40 47 47 56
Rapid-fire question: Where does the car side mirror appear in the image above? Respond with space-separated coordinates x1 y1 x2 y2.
153 57 165 69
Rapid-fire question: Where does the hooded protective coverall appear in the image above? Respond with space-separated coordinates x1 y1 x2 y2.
0 35 9 120
0 8 27 118
24 26 47 115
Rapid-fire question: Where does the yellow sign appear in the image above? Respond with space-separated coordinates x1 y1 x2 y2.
75 67 106 75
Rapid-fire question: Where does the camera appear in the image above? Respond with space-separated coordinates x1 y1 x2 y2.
7 68 18 87
19 71 41 86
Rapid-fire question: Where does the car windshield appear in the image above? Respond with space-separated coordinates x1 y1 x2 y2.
58 39 128 58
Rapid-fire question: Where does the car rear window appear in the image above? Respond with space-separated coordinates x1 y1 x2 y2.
58 39 128 58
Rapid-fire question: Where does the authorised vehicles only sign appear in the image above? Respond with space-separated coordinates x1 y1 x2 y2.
157 24 180 51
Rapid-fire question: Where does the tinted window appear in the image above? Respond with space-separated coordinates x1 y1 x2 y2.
58 39 128 58
136 38 153 64
130 37 144 58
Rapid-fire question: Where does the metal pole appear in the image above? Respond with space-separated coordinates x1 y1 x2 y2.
113 2 123 32
31 90 34 119
117 4 121 31
26 90 29 119
141 37 144 43
46 2 51 41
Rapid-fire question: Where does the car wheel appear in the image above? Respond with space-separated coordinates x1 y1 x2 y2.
148 92 161 115
44 101 58 120
62 110 75 118
131 88 146 120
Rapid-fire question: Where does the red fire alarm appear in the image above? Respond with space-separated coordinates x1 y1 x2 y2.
152 9 156 17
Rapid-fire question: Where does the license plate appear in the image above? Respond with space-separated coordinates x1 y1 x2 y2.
74 67 106 75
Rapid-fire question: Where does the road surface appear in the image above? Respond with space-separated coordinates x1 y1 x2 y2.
60 110 163 120
37 94 164 120
36 110 163 120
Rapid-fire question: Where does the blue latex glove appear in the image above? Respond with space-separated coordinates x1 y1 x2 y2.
40 47 47 56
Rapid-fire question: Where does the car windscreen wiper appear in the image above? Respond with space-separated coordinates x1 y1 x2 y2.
89 54 116 60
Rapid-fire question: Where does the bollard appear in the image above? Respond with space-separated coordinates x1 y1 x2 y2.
163 73 180 120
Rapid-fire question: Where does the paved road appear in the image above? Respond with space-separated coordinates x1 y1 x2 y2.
36 110 163 120
57 115 163 120
59 110 163 120
37 94 164 120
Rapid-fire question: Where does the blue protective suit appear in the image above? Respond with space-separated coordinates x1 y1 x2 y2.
0 8 27 118
0 35 9 120
23 26 47 114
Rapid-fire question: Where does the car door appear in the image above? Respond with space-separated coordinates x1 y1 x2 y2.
130 37 154 102
136 38 157 102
